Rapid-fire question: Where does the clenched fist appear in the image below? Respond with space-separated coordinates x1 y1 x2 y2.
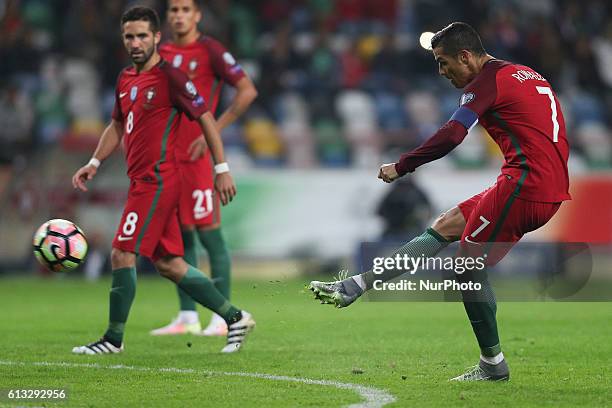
378 163 400 183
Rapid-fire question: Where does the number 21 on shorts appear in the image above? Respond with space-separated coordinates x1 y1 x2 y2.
193 189 213 219
118 211 138 241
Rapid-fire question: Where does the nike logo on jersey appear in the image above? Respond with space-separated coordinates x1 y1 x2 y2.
119 92 128 98
117 235 133 241
464 236 482 244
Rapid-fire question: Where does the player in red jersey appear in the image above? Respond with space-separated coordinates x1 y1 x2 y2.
151 0 257 337
70 6 254 355
309 22 570 381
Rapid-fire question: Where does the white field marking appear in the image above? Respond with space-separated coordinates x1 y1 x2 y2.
0 360 396 408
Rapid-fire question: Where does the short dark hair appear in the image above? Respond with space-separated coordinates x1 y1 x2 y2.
431 22 486 56
121 6 161 33
167 0 200 9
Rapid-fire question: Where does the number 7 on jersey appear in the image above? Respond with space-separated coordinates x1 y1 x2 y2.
536 86 559 143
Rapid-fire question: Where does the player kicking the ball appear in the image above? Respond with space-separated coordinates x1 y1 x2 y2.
309 22 570 381
150 0 257 337
71 6 254 355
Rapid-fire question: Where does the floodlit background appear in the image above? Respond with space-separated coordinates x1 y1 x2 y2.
0 0 611 278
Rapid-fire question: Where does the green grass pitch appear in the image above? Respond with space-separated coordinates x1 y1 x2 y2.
0 276 610 407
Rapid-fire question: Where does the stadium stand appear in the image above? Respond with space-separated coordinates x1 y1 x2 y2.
0 0 610 269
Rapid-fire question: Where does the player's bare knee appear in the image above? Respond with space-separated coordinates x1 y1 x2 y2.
154 257 186 282
110 248 135 269
155 258 173 278
431 207 465 242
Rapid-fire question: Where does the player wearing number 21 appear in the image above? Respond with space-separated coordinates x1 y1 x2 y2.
310 22 570 381
70 6 255 355
151 0 258 337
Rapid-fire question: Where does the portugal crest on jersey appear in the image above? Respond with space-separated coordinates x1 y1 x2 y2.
143 87 156 110
146 88 156 102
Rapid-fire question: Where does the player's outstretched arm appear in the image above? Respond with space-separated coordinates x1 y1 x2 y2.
197 112 237 205
72 119 123 192
383 94 486 183
215 76 258 132
380 118 470 184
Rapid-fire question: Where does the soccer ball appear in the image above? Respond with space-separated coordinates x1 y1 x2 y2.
33 219 88 272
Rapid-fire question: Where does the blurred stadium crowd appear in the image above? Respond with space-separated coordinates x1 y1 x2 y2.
0 0 612 178
1 0 611 273
1 0 611 172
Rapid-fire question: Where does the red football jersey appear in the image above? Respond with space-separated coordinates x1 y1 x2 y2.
159 36 246 162
112 60 208 180
460 59 570 202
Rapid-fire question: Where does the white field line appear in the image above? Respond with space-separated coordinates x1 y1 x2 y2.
0 360 396 408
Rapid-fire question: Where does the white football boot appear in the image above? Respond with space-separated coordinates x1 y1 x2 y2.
150 313 202 336
221 311 256 353
72 337 124 355
201 313 228 336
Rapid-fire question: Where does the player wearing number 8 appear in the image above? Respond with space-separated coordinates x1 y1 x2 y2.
309 22 570 382
70 6 255 356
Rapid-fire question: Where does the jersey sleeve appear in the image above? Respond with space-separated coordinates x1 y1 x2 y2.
458 65 498 118
393 65 500 176
203 37 246 86
111 72 124 122
395 121 468 176
164 65 209 120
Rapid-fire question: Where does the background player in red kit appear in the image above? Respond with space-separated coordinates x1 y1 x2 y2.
151 0 257 337
70 6 254 355
309 22 570 381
